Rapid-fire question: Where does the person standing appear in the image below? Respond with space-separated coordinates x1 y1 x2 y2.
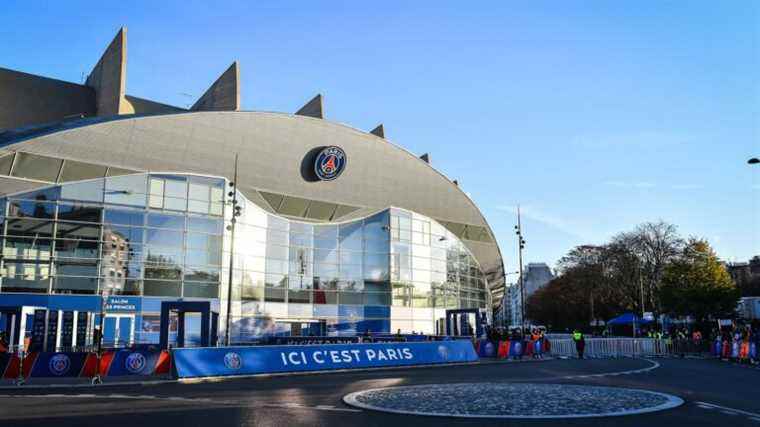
572 329 585 359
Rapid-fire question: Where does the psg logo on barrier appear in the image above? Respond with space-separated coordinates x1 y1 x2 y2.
224 352 242 370
314 146 346 181
125 352 147 374
49 353 71 376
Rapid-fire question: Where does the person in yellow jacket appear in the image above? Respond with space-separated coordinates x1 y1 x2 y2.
572 329 585 359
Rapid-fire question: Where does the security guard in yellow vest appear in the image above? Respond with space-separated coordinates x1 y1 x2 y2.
572 329 585 359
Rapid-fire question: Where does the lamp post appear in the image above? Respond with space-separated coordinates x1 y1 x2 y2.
224 154 241 347
514 206 526 336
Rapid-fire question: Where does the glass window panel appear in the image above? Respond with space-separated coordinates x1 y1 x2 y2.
54 239 99 259
55 263 98 276
188 216 222 234
365 291 391 306
188 182 210 201
8 199 56 218
56 222 101 240
363 211 389 241
147 213 184 229
185 249 221 267
1 261 50 293
164 179 188 199
314 248 338 265
184 265 220 282
265 273 287 288
210 186 224 203
144 248 183 266
104 209 144 227
339 221 363 251
339 292 363 305
183 282 218 298
264 287 285 302
339 250 362 266
364 253 389 281
103 225 144 245
6 219 54 238
266 258 289 275
187 233 221 251
145 266 182 281
188 199 209 214
145 228 183 247
242 283 264 301
209 202 223 216
314 225 337 249
60 178 105 203
164 197 187 211
57 203 102 223
143 279 181 297
266 243 288 261
105 174 148 207
3 237 52 259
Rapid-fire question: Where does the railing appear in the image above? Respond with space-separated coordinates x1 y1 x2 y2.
550 338 680 358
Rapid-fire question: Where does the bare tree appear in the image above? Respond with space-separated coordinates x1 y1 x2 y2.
627 221 683 315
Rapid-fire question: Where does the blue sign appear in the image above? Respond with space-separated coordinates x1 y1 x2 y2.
173 341 478 378
314 146 346 181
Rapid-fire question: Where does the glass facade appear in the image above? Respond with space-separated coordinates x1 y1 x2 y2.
0 173 489 343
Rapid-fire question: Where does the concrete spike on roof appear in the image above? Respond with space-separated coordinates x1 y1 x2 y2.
369 124 385 139
295 94 324 119
86 27 128 117
191 62 240 111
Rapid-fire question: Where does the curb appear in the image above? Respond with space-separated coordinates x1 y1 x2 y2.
0 356 559 389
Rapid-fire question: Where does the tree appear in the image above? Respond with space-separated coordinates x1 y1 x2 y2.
659 239 740 322
627 221 683 315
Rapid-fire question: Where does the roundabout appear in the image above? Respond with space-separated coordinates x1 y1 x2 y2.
343 382 684 419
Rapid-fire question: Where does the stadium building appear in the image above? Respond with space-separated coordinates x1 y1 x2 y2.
0 28 504 348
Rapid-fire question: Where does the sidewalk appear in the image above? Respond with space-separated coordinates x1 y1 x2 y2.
0 374 174 389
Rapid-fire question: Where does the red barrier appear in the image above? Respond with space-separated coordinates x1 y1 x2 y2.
154 351 171 375
497 341 510 359
2 353 38 379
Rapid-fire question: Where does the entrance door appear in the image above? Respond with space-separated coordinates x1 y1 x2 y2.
100 314 135 347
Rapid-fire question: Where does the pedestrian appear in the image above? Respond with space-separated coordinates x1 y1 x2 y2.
572 329 585 359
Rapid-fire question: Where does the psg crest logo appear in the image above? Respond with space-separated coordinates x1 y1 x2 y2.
314 146 346 181
223 352 242 370
125 352 147 374
49 353 71 376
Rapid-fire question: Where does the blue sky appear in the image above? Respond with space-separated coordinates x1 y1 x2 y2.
1 1 758 276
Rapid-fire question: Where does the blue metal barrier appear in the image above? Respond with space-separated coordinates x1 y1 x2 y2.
172 341 479 379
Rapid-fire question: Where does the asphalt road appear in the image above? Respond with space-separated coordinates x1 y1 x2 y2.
1 358 759 426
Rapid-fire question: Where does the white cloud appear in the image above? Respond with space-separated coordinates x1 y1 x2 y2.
495 205 586 240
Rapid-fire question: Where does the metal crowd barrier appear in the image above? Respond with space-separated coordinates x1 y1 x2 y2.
549 338 676 358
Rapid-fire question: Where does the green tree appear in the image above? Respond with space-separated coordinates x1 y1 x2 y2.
659 239 740 322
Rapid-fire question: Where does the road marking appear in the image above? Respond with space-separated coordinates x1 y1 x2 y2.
695 402 760 419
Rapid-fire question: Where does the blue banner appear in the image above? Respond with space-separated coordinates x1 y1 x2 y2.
173 341 479 378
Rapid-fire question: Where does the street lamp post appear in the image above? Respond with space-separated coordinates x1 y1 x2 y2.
514 206 526 336
224 154 241 347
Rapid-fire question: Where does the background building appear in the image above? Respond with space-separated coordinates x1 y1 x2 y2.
0 28 504 347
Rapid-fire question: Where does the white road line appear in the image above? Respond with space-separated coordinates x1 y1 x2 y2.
695 402 760 419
